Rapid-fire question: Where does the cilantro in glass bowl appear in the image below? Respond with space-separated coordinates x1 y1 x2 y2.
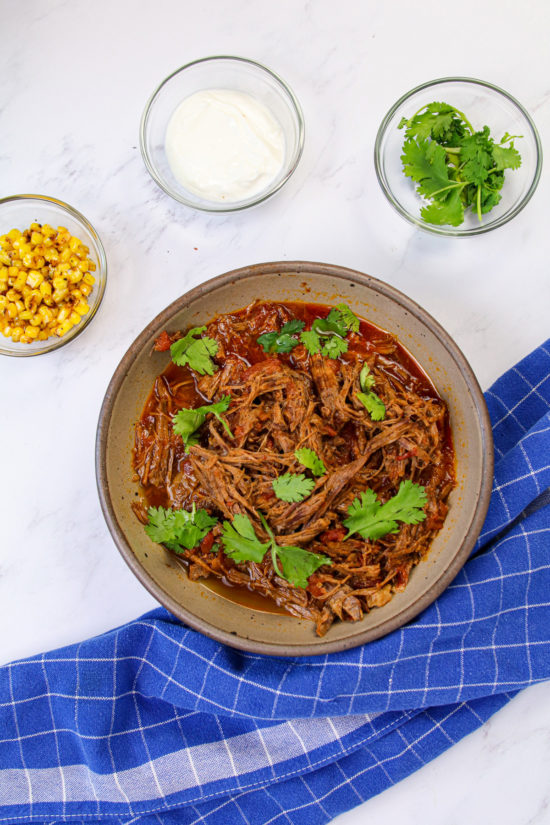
374 77 542 237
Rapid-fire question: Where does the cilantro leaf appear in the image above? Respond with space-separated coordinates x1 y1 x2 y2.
343 480 428 541
358 365 386 420
145 504 217 552
274 544 331 589
359 363 375 390
460 127 494 185
314 312 347 338
420 186 464 227
493 143 522 171
170 327 219 375
357 391 386 421
398 102 468 145
322 335 348 358
300 329 321 355
221 513 332 589
401 138 452 196
334 304 360 332
173 395 233 449
257 319 305 354
294 447 326 477
221 514 267 563
272 473 315 502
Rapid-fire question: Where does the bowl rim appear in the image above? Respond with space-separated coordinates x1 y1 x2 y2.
96 260 494 656
0 193 107 357
374 76 543 237
139 55 305 213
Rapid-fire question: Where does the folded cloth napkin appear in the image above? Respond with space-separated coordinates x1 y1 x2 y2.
2 341 550 825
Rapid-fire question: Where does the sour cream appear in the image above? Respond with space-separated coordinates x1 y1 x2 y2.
165 89 286 203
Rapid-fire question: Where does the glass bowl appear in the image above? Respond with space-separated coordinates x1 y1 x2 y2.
0 195 107 357
140 56 305 212
375 77 543 237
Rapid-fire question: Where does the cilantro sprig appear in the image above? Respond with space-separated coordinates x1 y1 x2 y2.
170 326 219 375
398 102 522 226
173 395 233 449
343 480 428 541
221 513 331 589
357 364 386 421
294 447 326 477
145 504 217 552
299 305 359 359
272 473 315 502
257 319 305 354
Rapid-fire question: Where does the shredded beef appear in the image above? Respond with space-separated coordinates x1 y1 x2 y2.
135 300 455 636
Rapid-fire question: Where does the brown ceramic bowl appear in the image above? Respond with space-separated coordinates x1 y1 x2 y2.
96 262 493 656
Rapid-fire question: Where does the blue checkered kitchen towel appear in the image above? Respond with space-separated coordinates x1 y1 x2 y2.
2 340 550 825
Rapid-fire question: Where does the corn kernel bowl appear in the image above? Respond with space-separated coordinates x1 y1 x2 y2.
0 195 107 357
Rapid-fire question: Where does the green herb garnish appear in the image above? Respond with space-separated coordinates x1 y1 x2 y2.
170 326 219 375
221 513 331 588
294 447 326 477
272 473 315 502
257 319 305 354
357 364 386 421
343 480 428 541
145 504 217 552
398 102 522 226
173 395 233 449
299 305 358 359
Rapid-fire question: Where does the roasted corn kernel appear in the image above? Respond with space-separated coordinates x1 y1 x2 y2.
0 222 96 344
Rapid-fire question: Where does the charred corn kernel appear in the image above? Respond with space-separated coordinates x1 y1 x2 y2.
25 290 42 311
8 266 19 278
73 300 89 316
3 324 13 336
69 255 80 268
88 261 96 272
6 303 17 319
42 296 54 307
6 289 21 302
10 327 23 342
78 259 89 272
0 296 6 310
56 262 70 273
18 309 33 321
24 324 39 338
69 236 80 252
0 251 11 265
29 222 40 231
37 330 48 340
82 273 95 286
69 310 81 325
40 281 52 297
71 289 82 301
19 334 31 343
14 300 24 313
7 228 22 241
30 231 43 244
22 253 34 267
56 319 73 337
52 289 68 303
42 224 55 237
26 270 44 288
59 247 71 262
38 305 54 324
53 276 67 290
68 269 83 283
80 283 92 297
14 271 27 291
56 306 70 323
29 314 42 327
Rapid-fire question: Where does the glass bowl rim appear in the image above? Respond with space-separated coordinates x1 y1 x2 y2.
374 75 543 237
139 54 306 213
0 193 107 357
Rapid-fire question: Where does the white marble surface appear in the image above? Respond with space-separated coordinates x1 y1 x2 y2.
1 0 550 822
